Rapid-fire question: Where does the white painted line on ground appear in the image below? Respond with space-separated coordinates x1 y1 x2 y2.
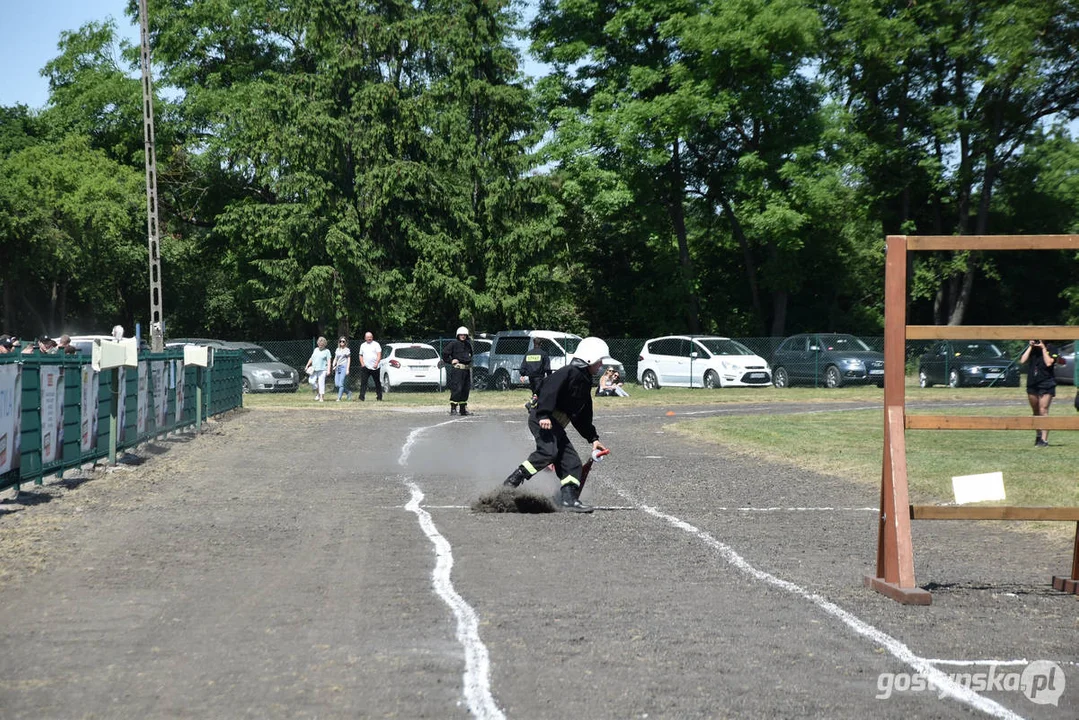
405 483 504 720
399 422 504 720
612 486 1025 720
399 419 457 466
927 659 1079 668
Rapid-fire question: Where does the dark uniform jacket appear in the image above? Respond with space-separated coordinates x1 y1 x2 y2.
442 339 473 366
534 359 599 442
519 347 551 381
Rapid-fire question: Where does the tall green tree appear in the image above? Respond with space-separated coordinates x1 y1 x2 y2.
818 0 1079 325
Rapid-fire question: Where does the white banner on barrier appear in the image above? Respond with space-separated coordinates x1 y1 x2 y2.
0 364 22 474
39 365 64 464
137 361 149 434
174 360 185 423
117 367 127 443
152 360 167 428
80 366 99 453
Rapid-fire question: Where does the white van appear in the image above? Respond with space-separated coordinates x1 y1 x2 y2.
637 335 771 389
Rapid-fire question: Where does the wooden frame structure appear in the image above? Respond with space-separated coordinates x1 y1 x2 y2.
865 235 1079 605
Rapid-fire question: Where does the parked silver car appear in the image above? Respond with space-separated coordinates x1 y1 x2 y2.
169 339 298 393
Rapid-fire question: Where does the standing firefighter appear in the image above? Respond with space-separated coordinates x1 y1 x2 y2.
503 336 610 513
443 326 473 416
518 337 551 409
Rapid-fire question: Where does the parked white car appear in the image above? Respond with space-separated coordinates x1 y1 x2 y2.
637 335 772 389
379 342 445 391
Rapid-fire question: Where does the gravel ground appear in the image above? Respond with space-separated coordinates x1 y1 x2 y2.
0 403 1075 719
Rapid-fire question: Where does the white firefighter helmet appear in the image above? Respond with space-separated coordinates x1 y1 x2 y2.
456 326 470 337
574 337 609 365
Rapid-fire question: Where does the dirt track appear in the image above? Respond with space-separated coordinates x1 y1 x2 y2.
0 404 1075 719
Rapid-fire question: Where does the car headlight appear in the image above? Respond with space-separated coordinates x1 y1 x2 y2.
253 369 273 379
841 359 865 370
967 366 982 374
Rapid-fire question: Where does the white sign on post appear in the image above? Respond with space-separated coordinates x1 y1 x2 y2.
0 364 22 474
80 366 99 453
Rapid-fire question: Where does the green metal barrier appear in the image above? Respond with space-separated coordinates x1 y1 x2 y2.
0 349 243 496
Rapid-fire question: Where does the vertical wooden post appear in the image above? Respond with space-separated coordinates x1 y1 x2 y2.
865 236 931 604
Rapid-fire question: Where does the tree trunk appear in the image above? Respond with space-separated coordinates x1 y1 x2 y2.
770 290 787 337
666 139 700 333
721 196 764 330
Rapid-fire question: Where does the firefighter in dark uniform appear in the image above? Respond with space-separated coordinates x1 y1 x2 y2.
518 338 552 409
503 337 610 512
442 326 473 416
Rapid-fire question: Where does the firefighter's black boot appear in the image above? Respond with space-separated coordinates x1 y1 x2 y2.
558 483 593 513
458 403 470 417
450 403 458 415
503 465 530 488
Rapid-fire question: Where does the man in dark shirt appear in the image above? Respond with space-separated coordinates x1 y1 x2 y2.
518 338 551 410
442 326 473 416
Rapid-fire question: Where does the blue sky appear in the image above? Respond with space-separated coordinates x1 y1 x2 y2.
0 0 545 110
1 0 140 109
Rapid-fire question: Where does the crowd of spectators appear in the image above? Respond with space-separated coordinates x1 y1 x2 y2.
0 333 78 356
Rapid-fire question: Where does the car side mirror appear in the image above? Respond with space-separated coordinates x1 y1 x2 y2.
690 351 698 359
809 345 820 352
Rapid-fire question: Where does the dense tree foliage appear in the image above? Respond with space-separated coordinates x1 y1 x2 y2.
2 0 1079 341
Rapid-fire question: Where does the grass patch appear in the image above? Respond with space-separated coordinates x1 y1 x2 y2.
672 404 1079 508
242 381 1032 411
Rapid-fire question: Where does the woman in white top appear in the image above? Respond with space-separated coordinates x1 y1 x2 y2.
305 336 332 402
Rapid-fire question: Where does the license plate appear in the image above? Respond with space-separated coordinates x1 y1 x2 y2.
276 379 293 385
410 365 430 371
748 373 767 380
869 369 884 375
985 373 1000 379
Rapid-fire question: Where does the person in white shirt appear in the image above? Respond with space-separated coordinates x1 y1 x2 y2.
333 336 352 401
358 331 383 401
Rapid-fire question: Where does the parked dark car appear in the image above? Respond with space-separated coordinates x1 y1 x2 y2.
917 340 1020 388
771 333 885 388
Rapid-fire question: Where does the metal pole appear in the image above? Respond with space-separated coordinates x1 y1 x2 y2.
139 0 165 353
108 368 119 465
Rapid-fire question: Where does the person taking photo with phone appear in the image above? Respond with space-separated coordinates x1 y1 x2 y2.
1020 339 1059 447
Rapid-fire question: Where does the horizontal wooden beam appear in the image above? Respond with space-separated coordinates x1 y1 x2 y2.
906 325 1079 340
906 415 1079 430
911 505 1079 521
902 235 1079 251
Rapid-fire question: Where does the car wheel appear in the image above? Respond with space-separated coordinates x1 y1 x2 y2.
918 371 929 388
948 369 961 388
703 370 719 389
824 365 843 389
773 367 789 388
493 370 511 391
471 370 489 390
242 377 251 394
642 370 659 390
382 374 392 392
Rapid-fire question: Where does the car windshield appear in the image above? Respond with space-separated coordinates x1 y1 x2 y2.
818 335 870 352
697 338 754 356
242 348 279 363
396 347 437 361
952 342 1004 359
